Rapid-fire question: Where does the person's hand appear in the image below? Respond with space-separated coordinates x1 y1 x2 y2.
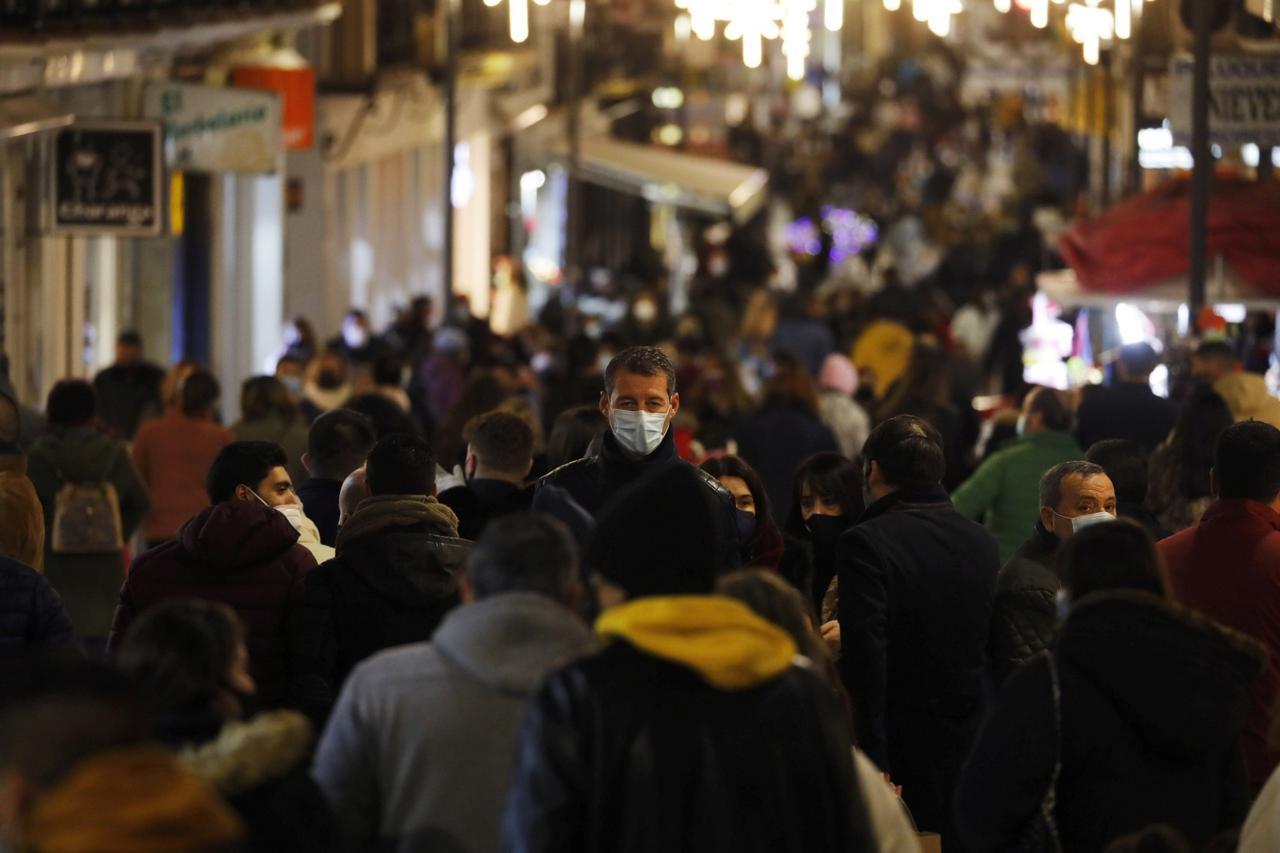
436 464 466 494
820 620 841 653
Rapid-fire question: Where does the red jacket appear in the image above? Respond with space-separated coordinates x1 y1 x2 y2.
1159 499 1280 789
131 412 233 543
108 500 316 707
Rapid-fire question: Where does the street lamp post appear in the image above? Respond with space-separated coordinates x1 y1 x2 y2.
1188 0 1211 325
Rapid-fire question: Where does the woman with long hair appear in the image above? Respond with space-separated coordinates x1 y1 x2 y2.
700 455 786 571
1147 387 1234 534
785 452 865 614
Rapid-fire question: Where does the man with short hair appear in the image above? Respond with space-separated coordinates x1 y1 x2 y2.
504 463 875 851
1076 342 1178 451
837 415 1000 845
1161 420 1280 791
1192 340 1280 430
291 433 471 726
297 408 376 547
108 441 317 706
439 411 536 539
1086 438 1167 540
988 460 1117 685
337 466 369 530
953 386 1082 562
92 330 166 440
314 513 591 853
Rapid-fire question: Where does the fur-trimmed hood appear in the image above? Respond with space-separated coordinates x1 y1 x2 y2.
178 710 313 797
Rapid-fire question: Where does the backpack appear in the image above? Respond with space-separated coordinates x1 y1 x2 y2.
51 455 124 555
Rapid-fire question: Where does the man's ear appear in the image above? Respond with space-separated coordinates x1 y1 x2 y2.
1039 506 1057 532
598 391 610 419
524 457 535 478
562 580 583 615
669 391 681 416
301 451 315 476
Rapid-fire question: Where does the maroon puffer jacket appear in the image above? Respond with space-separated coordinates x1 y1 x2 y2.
108 500 317 706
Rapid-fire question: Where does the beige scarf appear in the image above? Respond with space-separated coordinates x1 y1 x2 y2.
337 494 461 550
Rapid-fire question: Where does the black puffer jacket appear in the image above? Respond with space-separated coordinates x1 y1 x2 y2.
957 592 1264 853
289 496 470 725
501 641 875 853
0 556 78 657
989 524 1060 685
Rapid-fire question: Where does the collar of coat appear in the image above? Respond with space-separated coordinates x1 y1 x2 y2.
1201 497 1280 532
178 710 313 798
861 484 952 522
338 494 461 550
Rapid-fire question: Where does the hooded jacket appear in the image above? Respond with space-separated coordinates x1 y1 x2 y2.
0 555 78 658
314 591 593 853
108 500 316 706
26 426 150 636
289 495 470 725
501 595 876 853
956 592 1264 852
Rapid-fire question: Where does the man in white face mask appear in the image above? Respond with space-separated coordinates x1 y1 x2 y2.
989 460 1117 685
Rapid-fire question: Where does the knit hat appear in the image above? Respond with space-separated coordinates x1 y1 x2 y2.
818 353 859 395
590 461 734 598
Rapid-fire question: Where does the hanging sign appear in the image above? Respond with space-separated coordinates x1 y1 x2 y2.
50 121 163 236
143 82 282 173
1169 54 1280 147
229 64 316 150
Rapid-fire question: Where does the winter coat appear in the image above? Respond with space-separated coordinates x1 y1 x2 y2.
232 414 311 492
836 485 999 843
297 477 343 548
1075 381 1178 452
93 361 166 440
26 426 150 637
818 391 871 461
108 500 316 706
170 710 343 853
1160 498 1280 789
314 591 593 853
951 429 1082 563
0 555 78 657
0 471 44 570
989 524 1061 685
501 596 876 853
438 478 534 541
290 495 470 726
1214 371 1280 431
733 404 839 517
132 411 234 543
955 592 1263 852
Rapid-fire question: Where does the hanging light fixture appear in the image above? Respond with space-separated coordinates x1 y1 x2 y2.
824 0 843 30
781 0 817 78
994 0 1011 13
1030 0 1050 26
1113 0 1130 37
1066 0 1113 64
723 0 782 68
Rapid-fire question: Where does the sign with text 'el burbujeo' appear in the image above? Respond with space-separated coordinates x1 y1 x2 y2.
1169 54 1280 147
143 82 282 174
51 121 163 236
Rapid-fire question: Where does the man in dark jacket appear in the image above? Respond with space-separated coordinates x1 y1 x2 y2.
989 460 1117 685
1086 439 1168 540
297 408 376 547
291 433 470 726
836 415 1000 846
107 441 316 706
91 330 165 441
503 462 875 853
1161 420 1280 791
1075 342 1178 452
0 556 78 658
438 410 535 540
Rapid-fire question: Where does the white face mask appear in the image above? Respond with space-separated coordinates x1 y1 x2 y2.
1067 511 1114 534
611 408 669 458
249 487 304 531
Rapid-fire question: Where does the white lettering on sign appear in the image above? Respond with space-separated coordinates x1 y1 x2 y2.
1170 55 1280 147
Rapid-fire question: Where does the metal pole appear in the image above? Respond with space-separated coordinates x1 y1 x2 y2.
564 0 585 278
1126 22 1145 195
444 0 460 321
1188 0 1212 325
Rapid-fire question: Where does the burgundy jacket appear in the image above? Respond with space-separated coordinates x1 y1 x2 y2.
1160 499 1280 790
108 500 317 707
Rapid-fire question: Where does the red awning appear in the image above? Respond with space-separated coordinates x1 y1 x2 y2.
1059 176 1280 297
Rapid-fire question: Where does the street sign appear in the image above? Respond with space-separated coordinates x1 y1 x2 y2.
143 82 282 174
1169 54 1280 147
50 121 163 236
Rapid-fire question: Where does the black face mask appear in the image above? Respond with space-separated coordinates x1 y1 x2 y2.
805 513 852 552
735 508 758 546
316 370 344 391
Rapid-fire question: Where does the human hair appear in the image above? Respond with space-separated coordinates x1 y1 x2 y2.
1194 340 1239 370
604 346 677 397
1086 439 1149 505
240 376 297 424
1214 420 1280 503
1057 518 1168 601
701 454 785 566
786 452 865 535
1027 386 1073 432
365 432 436 496
862 415 945 492
547 405 607 469
0 659 149 793
161 359 201 411
1118 342 1160 378
372 354 404 388
877 341 953 421
116 330 143 349
206 441 288 504
178 369 220 418
762 360 820 418
346 393 418 441
1039 460 1107 511
114 599 245 716
464 411 534 476
466 513 577 600
46 380 97 427
307 408 376 479
345 308 368 324
1168 388 1234 501
0 472 44 570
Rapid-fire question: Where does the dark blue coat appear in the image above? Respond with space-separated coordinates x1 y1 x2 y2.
0 556 78 657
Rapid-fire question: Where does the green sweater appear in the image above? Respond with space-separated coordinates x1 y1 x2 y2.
951 430 1082 563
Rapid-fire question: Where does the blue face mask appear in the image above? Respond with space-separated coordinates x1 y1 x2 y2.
735 508 758 545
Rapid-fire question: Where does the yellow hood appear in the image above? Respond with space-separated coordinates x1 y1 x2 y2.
596 596 798 690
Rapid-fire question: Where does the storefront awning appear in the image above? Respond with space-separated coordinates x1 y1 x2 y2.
573 136 768 224
0 95 72 140
1037 262 1280 311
